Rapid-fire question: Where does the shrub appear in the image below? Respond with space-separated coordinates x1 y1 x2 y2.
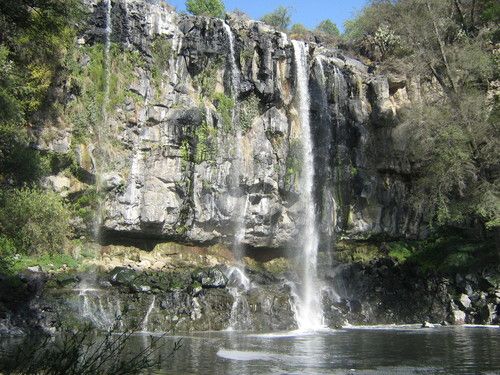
186 0 225 18
212 92 234 132
261 6 291 31
0 188 71 255
0 322 181 375
290 23 309 39
315 19 340 37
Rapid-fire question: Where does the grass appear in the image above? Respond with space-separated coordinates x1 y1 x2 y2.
11 253 80 273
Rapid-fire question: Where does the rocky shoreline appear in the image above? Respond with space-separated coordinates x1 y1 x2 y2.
1 250 498 336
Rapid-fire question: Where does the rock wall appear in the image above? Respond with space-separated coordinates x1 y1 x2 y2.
2 262 498 335
39 0 427 250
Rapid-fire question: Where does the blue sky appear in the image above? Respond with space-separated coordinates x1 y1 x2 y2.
166 0 368 32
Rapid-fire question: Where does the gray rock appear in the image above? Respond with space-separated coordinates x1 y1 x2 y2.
192 268 228 288
27 266 43 273
449 301 466 325
458 293 472 310
101 173 124 191
42 175 71 195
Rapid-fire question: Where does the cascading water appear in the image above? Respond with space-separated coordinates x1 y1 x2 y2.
124 147 143 224
226 266 252 331
141 295 156 333
222 22 246 266
291 41 324 330
78 286 121 330
222 22 252 330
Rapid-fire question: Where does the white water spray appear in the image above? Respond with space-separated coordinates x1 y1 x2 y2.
79 286 119 330
141 295 156 333
226 267 252 330
124 147 143 224
222 22 251 329
291 41 324 330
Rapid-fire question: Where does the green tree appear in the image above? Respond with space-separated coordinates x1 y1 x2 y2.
316 19 340 37
0 188 71 255
261 6 291 31
186 0 225 18
345 0 499 236
290 23 309 38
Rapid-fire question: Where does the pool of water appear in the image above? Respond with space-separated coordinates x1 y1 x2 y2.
128 325 500 374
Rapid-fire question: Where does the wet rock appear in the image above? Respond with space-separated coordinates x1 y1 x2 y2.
458 294 472 310
449 301 466 325
192 268 228 288
109 267 137 286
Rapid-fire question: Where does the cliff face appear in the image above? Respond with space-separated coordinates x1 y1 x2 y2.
42 0 425 249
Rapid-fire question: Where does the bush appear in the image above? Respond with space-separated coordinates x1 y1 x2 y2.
0 123 47 185
290 23 309 39
261 6 291 31
0 322 181 375
316 19 340 37
186 0 225 18
0 188 71 255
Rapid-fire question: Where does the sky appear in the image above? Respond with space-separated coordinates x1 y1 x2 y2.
166 0 368 33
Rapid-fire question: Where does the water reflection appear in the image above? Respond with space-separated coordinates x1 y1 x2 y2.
1 326 499 374
131 326 500 374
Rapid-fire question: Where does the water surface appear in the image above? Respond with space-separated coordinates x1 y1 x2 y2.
132 325 500 374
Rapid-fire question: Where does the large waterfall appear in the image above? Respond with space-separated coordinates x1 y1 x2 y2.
291 41 324 330
222 21 246 265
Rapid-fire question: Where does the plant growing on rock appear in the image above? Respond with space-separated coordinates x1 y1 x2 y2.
212 92 234 132
315 19 340 38
261 6 292 31
186 0 225 18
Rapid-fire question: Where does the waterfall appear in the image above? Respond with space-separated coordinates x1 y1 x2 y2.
124 146 143 224
78 286 120 330
291 41 324 330
141 295 156 333
226 267 252 331
316 56 338 241
222 22 251 329
222 22 246 262
222 22 239 97
332 66 348 118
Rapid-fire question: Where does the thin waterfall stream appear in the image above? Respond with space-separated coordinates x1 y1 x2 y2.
222 21 252 330
291 41 324 330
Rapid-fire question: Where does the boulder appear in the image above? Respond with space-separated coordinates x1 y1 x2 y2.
192 268 228 288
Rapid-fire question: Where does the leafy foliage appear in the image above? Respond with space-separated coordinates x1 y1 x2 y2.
345 0 499 235
290 24 309 39
194 121 218 163
0 188 71 255
261 6 292 31
316 19 340 37
240 94 260 132
186 0 225 18
212 92 234 132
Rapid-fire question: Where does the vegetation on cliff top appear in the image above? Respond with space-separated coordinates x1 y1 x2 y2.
342 0 499 234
